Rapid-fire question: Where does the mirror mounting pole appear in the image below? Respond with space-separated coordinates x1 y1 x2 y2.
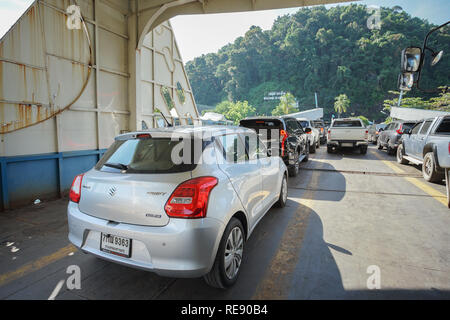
416 20 449 92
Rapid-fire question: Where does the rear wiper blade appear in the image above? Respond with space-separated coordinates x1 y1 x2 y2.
103 162 129 170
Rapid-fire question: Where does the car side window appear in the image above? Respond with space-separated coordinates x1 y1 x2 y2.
217 134 247 163
411 122 423 134
419 120 432 135
243 133 268 160
285 120 298 134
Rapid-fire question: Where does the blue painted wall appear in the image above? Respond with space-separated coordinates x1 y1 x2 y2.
0 149 106 210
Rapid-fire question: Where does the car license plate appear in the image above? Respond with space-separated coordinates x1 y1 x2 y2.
100 233 131 258
342 143 353 147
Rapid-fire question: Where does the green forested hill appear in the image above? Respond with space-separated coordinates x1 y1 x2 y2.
185 4 449 120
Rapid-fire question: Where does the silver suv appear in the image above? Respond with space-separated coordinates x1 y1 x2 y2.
67 126 288 288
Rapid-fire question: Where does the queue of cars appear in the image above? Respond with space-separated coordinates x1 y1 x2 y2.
66 113 449 290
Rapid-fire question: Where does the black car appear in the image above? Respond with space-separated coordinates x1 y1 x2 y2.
240 116 311 177
377 120 417 155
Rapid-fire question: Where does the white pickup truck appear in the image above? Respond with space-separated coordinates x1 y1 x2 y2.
327 118 369 154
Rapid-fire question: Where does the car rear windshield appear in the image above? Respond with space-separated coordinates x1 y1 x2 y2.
332 120 362 127
312 121 324 128
435 118 450 134
240 119 283 131
95 137 197 174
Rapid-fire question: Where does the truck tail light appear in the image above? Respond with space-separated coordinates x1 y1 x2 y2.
365 130 369 139
280 130 288 157
327 130 331 140
165 177 218 219
448 142 450 154
69 174 84 203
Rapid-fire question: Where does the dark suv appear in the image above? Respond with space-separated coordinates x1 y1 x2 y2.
377 120 417 155
240 116 311 177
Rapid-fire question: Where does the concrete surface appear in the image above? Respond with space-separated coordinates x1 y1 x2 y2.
0 144 449 300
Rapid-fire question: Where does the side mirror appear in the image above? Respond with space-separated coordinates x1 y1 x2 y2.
398 72 414 91
267 149 272 157
431 50 444 66
378 128 384 132
304 127 312 134
401 47 422 72
403 128 412 135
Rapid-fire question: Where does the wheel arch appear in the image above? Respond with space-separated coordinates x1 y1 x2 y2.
231 211 248 240
423 143 441 168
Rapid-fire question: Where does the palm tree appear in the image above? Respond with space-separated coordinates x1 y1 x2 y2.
272 92 298 116
334 94 350 118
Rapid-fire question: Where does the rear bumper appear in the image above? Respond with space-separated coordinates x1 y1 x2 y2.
67 202 224 278
328 140 368 148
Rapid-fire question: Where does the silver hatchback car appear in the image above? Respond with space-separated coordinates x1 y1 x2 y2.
68 126 288 288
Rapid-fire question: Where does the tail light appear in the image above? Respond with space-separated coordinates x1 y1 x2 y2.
327 129 331 140
280 129 288 156
69 174 84 203
365 130 369 139
396 124 403 135
320 127 324 133
165 177 218 219
448 142 450 154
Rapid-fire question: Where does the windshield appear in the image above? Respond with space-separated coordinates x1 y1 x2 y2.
95 138 197 174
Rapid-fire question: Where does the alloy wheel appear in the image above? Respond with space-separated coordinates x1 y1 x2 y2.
224 227 244 280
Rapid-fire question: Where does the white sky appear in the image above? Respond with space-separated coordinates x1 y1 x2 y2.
0 0 448 61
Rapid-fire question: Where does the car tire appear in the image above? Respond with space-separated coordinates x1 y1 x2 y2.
275 174 288 208
302 149 309 162
386 142 395 155
327 145 333 153
204 217 245 289
360 146 367 154
377 139 383 150
422 152 444 183
316 140 320 149
309 142 316 154
288 152 299 177
396 144 409 165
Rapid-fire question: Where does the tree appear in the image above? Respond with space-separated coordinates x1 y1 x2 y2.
225 101 256 124
334 94 350 118
271 92 298 116
212 100 256 124
185 4 450 121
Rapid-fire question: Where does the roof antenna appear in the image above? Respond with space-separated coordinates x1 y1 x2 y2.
156 109 172 127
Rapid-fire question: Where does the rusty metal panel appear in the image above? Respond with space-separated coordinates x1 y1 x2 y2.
47 55 92 109
44 0 94 20
0 107 57 156
0 62 49 105
98 28 127 73
43 5 93 66
98 71 128 111
59 109 97 152
97 0 128 36
98 112 128 149
0 5 45 67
